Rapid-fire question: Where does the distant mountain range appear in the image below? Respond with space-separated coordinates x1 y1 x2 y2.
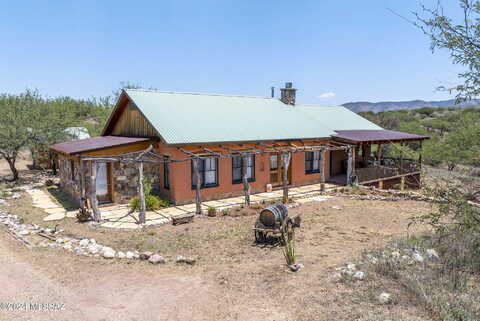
342 99 480 113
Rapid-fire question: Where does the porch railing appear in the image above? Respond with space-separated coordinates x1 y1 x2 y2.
355 157 421 183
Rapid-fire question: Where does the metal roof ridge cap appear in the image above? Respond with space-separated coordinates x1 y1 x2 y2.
124 88 275 100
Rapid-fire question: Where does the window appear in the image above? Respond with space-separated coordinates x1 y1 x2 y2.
232 155 255 184
164 155 170 189
70 160 75 181
270 154 278 170
305 151 321 174
191 157 218 188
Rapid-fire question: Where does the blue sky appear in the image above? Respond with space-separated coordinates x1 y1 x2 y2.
0 0 465 105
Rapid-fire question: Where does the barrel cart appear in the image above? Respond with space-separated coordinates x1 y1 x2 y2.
254 203 301 243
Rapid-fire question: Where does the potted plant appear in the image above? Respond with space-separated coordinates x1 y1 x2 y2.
207 206 217 217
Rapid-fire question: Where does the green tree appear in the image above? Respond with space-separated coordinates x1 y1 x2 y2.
0 90 41 180
415 0 480 101
0 90 75 180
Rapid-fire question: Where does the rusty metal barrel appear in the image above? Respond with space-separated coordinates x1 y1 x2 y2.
259 203 288 227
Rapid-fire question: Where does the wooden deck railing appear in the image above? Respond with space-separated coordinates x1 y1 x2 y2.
355 157 420 184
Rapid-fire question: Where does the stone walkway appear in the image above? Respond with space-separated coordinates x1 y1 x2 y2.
26 183 340 230
26 189 77 221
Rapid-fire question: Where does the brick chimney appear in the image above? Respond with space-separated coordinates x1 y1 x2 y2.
280 82 297 105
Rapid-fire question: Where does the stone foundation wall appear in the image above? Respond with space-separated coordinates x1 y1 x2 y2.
57 155 82 205
111 161 160 204
57 155 161 205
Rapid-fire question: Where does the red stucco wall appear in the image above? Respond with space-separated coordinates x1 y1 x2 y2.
155 141 333 205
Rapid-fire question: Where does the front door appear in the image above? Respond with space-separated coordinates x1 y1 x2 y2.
269 153 291 186
96 162 112 204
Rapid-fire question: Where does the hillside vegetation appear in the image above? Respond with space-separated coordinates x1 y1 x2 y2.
343 99 479 113
359 107 480 170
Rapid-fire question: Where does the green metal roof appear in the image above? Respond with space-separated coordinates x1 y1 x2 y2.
295 104 383 131
122 89 382 145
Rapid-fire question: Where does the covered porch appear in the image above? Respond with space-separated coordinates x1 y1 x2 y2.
331 129 429 189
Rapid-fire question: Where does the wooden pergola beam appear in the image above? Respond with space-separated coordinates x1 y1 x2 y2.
192 157 202 215
282 152 291 203
90 160 101 222
241 153 251 206
320 149 326 192
137 161 146 224
347 146 354 187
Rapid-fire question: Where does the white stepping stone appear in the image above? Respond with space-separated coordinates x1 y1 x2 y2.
44 207 66 214
43 212 66 221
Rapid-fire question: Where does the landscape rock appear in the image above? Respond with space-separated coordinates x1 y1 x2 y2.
140 251 153 260
11 193 21 199
185 257 196 265
426 249 439 260
391 251 401 259
176 255 187 263
79 239 89 247
353 271 365 280
289 263 304 272
412 252 424 263
346 263 356 271
18 229 30 236
87 244 101 255
148 254 165 264
378 292 392 304
117 251 126 259
102 247 116 259
125 251 135 259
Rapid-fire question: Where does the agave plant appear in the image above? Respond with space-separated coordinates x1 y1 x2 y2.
280 219 296 265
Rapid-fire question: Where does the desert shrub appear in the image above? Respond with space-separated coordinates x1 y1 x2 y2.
129 177 170 211
129 194 168 211
400 179 480 319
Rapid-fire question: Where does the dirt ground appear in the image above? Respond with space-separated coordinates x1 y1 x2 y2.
0 195 436 321
0 150 31 180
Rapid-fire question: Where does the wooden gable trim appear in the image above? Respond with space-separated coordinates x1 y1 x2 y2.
101 90 165 143
101 91 129 136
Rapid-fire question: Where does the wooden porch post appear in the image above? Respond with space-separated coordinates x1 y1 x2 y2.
137 161 146 224
282 152 291 203
400 142 404 173
242 154 251 207
418 141 423 170
347 147 354 187
51 153 57 175
319 149 326 192
192 158 202 215
418 141 423 188
376 143 382 164
90 160 101 222
79 158 86 211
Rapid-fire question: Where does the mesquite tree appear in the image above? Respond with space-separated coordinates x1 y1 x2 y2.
0 91 40 180
414 0 480 101
0 90 73 181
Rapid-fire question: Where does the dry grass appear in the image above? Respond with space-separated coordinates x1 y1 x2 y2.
361 234 480 321
2 190 440 320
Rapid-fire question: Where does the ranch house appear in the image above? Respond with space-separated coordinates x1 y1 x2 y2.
50 83 428 213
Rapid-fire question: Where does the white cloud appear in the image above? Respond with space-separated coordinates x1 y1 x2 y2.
318 92 336 99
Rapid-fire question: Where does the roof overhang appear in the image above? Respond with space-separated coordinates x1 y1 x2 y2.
333 130 429 145
50 136 153 156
